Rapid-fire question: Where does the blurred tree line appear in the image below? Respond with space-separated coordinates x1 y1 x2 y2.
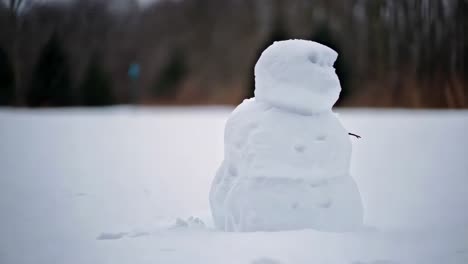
0 0 466 108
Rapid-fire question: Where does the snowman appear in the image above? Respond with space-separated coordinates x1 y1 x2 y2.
210 39 363 232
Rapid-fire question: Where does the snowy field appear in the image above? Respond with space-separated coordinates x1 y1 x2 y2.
0 107 467 264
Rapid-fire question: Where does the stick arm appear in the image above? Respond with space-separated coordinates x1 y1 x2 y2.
348 132 361 139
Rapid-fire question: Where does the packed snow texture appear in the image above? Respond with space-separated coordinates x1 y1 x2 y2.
210 40 363 232
0 108 468 264
254 40 340 114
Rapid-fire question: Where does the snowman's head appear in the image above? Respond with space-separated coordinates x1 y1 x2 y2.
254 39 341 114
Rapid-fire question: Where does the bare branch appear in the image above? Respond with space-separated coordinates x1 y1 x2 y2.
348 133 361 139
7 0 27 14
15 0 22 10
17 0 27 12
9 0 15 12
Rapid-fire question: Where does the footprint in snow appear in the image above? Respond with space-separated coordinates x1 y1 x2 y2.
96 232 127 240
352 260 398 264
128 231 150 238
171 216 206 229
251 257 282 264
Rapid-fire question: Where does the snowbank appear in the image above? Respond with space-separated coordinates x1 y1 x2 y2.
0 107 467 264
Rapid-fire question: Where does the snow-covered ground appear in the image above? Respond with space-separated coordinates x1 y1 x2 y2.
0 107 467 264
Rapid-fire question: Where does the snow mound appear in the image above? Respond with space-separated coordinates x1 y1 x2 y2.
210 40 363 232
171 216 206 229
254 39 341 114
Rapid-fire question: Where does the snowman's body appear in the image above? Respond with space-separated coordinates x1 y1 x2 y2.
210 40 363 232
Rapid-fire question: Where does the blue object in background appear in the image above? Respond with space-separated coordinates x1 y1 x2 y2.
128 63 140 81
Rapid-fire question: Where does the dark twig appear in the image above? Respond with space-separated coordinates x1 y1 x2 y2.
348 132 361 139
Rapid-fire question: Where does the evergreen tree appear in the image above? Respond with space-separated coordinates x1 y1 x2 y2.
81 56 114 106
0 47 15 105
152 51 187 100
28 32 73 107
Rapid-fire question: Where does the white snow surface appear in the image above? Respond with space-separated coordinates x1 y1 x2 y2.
211 40 362 232
0 107 468 264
